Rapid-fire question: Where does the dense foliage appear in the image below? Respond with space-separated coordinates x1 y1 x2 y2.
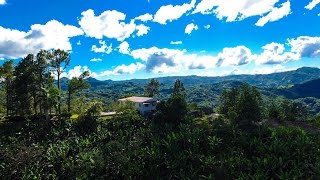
219 83 262 126
1 109 320 179
144 78 160 97
0 49 97 118
153 83 188 126
1 51 320 179
73 68 320 112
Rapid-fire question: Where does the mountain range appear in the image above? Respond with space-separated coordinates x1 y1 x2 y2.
79 67 320 88
60 67 320 107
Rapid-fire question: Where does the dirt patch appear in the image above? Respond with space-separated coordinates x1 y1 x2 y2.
266 119 320 134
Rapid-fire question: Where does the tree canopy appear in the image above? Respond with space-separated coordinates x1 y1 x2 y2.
144 78 159 97
67 71 90 112
219 83 262 127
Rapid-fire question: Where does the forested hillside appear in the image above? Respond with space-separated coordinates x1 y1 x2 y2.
69 69 320 115
75 67 320 88
272 78 320 99
1 50 320 179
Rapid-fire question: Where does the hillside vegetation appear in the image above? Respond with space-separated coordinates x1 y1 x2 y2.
1 49 320 179
76 68 320 115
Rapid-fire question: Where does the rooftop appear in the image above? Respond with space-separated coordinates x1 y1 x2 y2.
118 96 155 103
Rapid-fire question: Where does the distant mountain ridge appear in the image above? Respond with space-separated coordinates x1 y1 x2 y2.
83 67 320 88
60 67 320 93
56 67 320 108
271 78 320 99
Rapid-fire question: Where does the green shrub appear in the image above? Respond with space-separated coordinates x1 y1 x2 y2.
74 114 98 135
219 83 262 127
60 112 72 120
6 115 25 122
313 115 320 128
74 101 103 135
1 99 320 179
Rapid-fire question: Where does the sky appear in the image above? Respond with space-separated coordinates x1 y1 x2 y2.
0 0 320 80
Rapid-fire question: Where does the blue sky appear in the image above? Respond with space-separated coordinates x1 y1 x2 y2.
0 0 320 80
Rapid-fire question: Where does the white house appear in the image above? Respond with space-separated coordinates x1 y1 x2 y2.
118 96 157 115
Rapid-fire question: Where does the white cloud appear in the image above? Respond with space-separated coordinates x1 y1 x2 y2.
83 35 320 78
305 0 320 10
192 0 217 15
193 0 288 25
288 36 320 58
198 64 294 77
252 64 287 74
119 41 130 54
113 62 145 74
187 55 217 70
134 13 153 22
216 46 255 67
256 42 298 64
131 47 193 73
170 41 183 45
228 65 290 76
90 58 102 62
64 65 92 79
91 40 112 54
231 65 292 76
145 53 181 73
255 36 320 64
77 40 81 45
0 20 83 59
64 63 145 80
130 45 253 73
131 47 186 61
256 36 320 64
204 24 211 29
87 35 320 76
136 24 150 37
153 0 196 24
129 35 320 74
91 63 145 79
0 0 6 5
255 1 291 27
185 23 198 34
79 9 147 41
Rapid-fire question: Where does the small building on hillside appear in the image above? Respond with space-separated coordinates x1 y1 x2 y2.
118 96 157 115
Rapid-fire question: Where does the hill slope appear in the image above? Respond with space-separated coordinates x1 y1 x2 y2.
58 67 320 107
271 78 320 99
91 67 320 88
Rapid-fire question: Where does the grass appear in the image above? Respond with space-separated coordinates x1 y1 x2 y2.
69 114 114 121
99 116 113 121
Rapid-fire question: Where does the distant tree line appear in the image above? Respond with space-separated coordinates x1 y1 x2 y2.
1 75 319 179
0 49 90 119
219 83 309 128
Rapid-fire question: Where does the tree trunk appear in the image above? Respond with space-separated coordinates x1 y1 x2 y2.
57 74 61 115
39 76 43 115
39 100 43 115
67 89 71 113
6 84 9 117
45 108 49 121
5 79 12 116
33 95 37 115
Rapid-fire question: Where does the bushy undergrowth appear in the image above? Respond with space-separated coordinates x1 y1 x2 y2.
1 113 320 179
